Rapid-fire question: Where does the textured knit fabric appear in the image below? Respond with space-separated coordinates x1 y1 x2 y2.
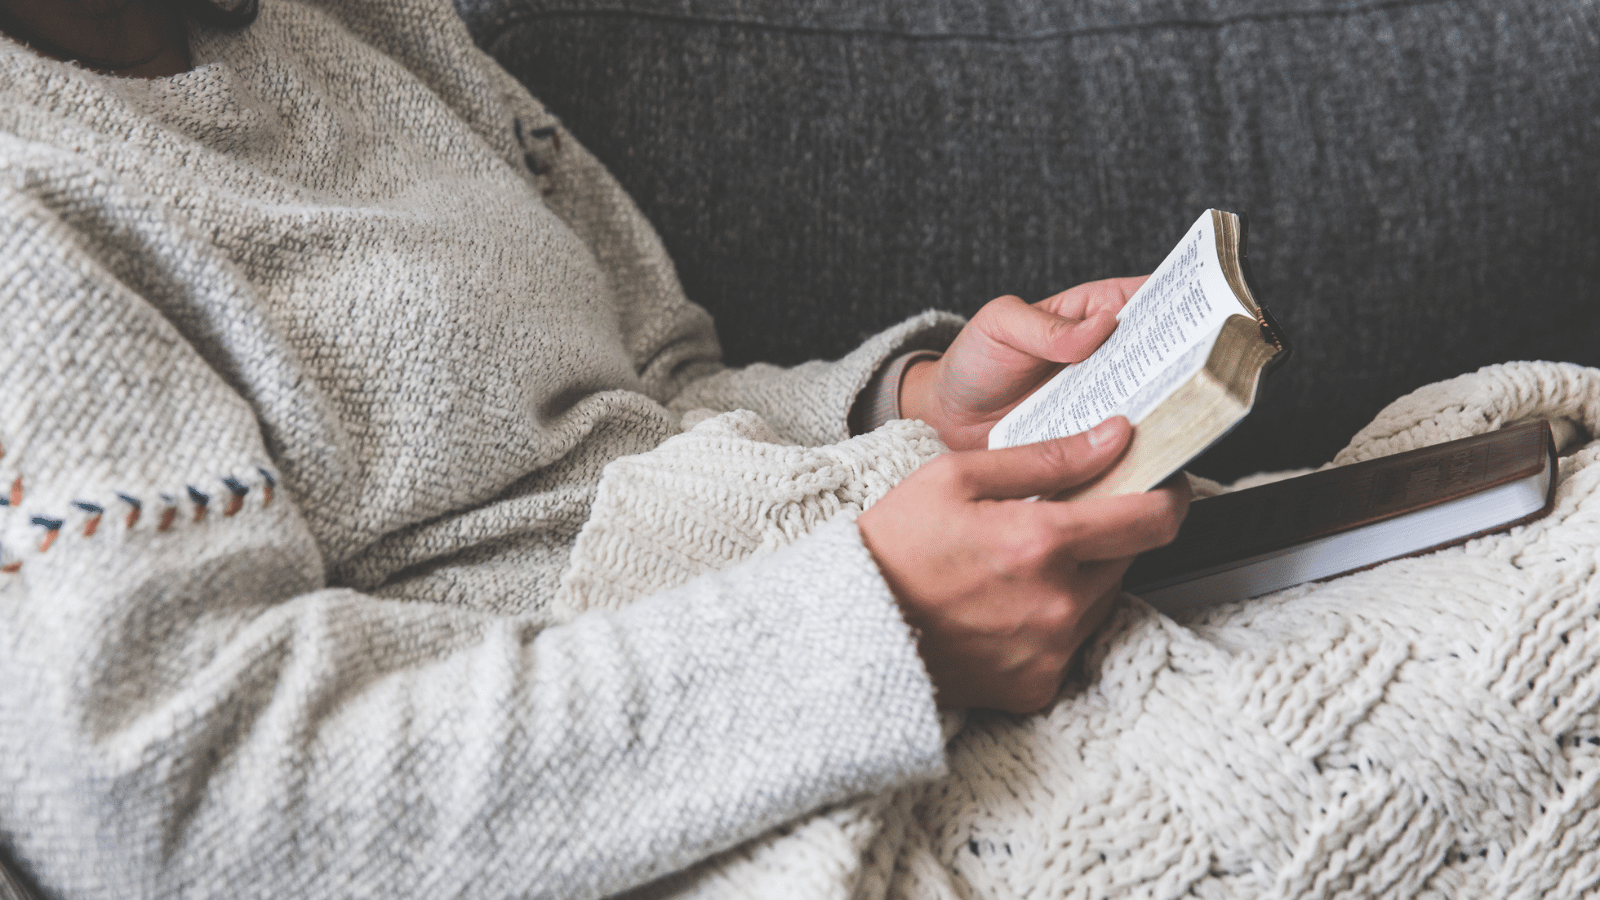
562 361 1600 900
0 3 964 896
897 362 1600 900
456 0 1600 479
547 410 961 900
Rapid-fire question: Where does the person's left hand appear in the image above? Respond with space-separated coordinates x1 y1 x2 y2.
898 276 1148 451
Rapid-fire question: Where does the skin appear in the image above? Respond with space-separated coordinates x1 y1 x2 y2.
899 278 1144 453
1 8 1189 714
0 0 190 78
862 277 1190 713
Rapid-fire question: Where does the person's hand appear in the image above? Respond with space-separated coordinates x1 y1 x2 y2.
857 416 1189 713
899 276 1147 451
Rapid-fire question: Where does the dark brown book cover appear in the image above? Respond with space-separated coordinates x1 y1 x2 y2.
1127 420 1558 591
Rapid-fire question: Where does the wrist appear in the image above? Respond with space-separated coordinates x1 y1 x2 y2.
896 354 942 427
853 349 944 435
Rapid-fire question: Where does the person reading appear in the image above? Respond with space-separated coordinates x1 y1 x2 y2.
0 1 1187 896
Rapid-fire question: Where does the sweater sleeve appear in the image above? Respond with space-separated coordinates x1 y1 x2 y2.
548 120 964 445
0 184 943 898
453 38 966 446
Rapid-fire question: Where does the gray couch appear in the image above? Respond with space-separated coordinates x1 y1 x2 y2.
455 0 1600 480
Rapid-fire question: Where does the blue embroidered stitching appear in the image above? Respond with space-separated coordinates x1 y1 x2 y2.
0 471 280 574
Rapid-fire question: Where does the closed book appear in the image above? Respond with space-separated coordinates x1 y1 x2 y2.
1126 420 1559 614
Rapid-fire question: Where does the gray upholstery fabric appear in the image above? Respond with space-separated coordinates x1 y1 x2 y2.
456 0 1600 478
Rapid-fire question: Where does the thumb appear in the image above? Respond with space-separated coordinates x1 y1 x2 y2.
955 417 1131 500
977 295 1119 366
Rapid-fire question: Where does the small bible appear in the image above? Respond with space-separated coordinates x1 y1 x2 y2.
1126 421 1560 614
989 209 1290 500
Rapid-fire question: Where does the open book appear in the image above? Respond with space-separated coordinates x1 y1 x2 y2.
1125 421 1560 614
989 209 1289 500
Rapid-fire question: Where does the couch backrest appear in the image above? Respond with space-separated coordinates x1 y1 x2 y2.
458 0 1600 477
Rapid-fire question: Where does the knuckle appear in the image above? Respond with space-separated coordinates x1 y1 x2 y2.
1032 438 1080 477
1040 313 1072 339
925 455 966 489
1035 599 1077 635
945 459 983 495
1055 515 1090 548
1142 515 1179 548
989 547 1030 580
995 526 1053 576
974 295 1021 327
1123 492 1186 549
1039 508 1091 553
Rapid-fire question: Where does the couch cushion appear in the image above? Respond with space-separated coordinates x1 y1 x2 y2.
456 0 1600 477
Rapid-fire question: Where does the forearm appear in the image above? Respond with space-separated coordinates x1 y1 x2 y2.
1 513 943 899
0 182 944 898
667 312 963 446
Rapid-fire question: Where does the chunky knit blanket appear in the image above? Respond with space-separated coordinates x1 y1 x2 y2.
562 360 1600 900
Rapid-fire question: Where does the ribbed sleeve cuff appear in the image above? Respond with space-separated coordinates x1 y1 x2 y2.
849 349 945 436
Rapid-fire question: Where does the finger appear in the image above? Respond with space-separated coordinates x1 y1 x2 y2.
1058 576 1123 680
1054 558 1134 606
1034 482 1191 561
952 417 1133 499
975 294 1119 366
1035 276 1149 322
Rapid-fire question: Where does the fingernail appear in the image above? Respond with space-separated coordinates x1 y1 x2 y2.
1086 418 1120 449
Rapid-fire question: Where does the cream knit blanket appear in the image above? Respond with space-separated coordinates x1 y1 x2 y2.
561 360 1600 900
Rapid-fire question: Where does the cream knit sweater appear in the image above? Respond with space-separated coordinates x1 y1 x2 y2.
0 2 961 896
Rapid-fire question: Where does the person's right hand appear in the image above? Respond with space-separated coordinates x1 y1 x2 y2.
856 416 1189 714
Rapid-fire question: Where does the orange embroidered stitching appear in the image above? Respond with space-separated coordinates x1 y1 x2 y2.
189 487 209 524
73 502 104 537
120 494 141 528
223 478 248 517
0 471 278 571
30 516 63 553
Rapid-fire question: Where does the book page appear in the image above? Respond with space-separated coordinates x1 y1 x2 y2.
989 211 1243 449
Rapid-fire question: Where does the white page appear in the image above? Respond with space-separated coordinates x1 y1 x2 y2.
990 211 1242 449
